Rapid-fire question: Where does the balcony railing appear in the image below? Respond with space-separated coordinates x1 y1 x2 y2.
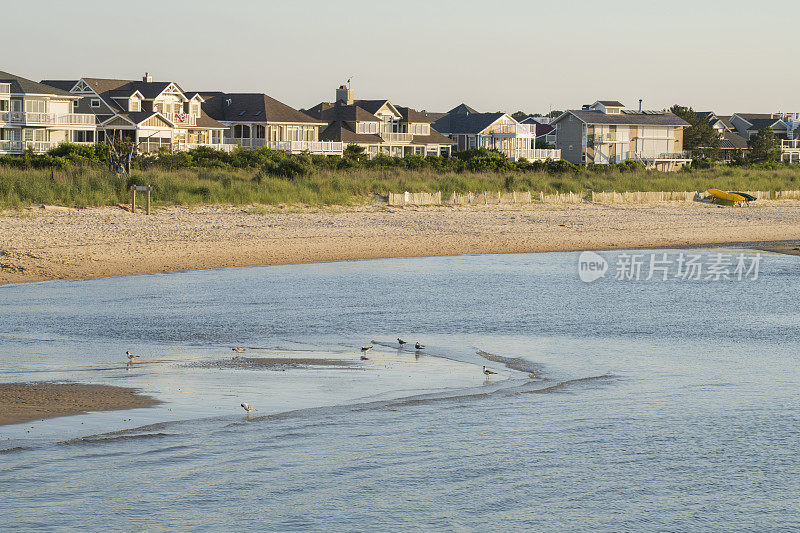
507 148 561 161
782 139 800 151
380 132 413 143
590 133 620 143
493 124 535 136
162 112 198 126
223 138 344 154
0 140 58 153
0 111 96 125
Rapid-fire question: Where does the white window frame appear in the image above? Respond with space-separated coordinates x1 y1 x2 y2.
90 99 100 108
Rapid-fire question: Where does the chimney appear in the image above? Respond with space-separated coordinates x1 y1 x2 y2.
638 99 643 112
336 84 353 105
143 72 152 83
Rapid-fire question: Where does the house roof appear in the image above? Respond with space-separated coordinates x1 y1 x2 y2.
0 71 75 96
595 100 625 107
422 111 447 123
411 130 455 145
447 103 480 115
432 112 506 134
318 121 383 144
744 117 785 131
353 99 393 115
721 131 749 150
39 79 79 93
202 93 323 124
396 106 432 124
305 102 382 123
717 115 734 130
535 124 555 137
554 109 689 127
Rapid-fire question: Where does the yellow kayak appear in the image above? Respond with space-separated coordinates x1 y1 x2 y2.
707 189 746 203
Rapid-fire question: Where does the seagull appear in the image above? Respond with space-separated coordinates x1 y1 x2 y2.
360 355 370 360
361 346 372 353
482 366 497 376
232 347 245 353
397 338 406 346
415 342 424 350
241 403 256 413
126 351 139 360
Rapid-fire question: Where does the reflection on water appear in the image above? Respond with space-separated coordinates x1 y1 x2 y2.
1 250 799 530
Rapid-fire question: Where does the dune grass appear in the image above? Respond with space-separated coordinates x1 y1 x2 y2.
1 165 800 209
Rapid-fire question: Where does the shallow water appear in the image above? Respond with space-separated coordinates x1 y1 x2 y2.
1 250 799 531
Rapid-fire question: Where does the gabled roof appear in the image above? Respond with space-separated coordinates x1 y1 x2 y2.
717 115 734 130
396 106 431 124
39 79 79 93
447 103 480 115
202 93 324 124
721 131 749 150
595 100 625 107
432 112 506 134
305 102 382 123
743 117 785 131
0 71 75 96
411 130 455 145
553 109 689 127
353 99 397 115
318 121 383 144
535 124 555 137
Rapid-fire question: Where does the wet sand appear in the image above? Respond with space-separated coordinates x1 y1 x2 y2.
189 357 357 370
0 383 160 426
2 201 800 285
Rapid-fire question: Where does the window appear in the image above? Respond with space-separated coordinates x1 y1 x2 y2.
12 99 22 112
233 124 250 138
73 130 94 143
0 100 8 112
25 99 47 113
90 99 100 108
129 99 141 112
254 125 265 139
190 104 200 116
72 101 78 111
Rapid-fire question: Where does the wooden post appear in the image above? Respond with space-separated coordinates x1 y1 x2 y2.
130 185 152 215
131 188 136 213
146 188 151 215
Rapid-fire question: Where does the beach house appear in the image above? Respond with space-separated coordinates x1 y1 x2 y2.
728 112 800 163
0 71 96 154
197 92 342 156
303 85 454 158
41 74 228 153
431 105 560 161
551 100 691 171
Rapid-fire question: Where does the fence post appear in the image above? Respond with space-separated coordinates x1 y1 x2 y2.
131 188 136 213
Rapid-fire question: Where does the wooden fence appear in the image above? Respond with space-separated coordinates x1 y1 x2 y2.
388 190 800 206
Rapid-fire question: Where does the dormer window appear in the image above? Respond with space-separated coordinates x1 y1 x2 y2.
190 103 200 116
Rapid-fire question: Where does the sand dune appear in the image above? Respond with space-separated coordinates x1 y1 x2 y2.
2 201 800 285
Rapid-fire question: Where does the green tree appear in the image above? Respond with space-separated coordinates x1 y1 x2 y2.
747 128 780 164
670 105 720 160
343 143 367 162
511 111 529 121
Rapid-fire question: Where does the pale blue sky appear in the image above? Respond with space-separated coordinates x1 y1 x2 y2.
7 0 798 115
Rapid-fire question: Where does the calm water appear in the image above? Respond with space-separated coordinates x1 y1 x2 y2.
1 250 799 531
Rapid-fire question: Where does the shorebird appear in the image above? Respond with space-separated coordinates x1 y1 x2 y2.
232 347 245 353
361 346 372 353
397 338 406 346
126 351 139 360
360 355 370 361
241 403 256 413
482 366 497 376
415 342 424 350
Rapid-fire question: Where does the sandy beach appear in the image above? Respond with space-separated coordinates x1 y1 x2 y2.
2 201 800 285
0 383 160 426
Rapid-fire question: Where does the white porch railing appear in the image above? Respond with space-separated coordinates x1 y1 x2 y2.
0 111 95 125
507 148 561 161
180 142 235 152
380 132 413 143
223 138 344 154
782 139 800 151
0 140 58 153
494 124 535 136
162 112 198 126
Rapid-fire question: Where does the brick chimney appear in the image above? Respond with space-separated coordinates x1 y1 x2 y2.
143 72 152 83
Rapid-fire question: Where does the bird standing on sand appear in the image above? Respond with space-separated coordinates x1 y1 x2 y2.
241 403 256 412
483 366 497 377
126 351 139 361
360 355 370 361
398 338 406 346
232 347 245 353
361 346 372 353
415 342 424 350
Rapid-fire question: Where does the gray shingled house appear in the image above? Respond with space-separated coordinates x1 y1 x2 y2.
303 85 454 158
550 100 692 171
1 71 95 154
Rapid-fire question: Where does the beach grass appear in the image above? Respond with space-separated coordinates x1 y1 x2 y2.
1 165 800 209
